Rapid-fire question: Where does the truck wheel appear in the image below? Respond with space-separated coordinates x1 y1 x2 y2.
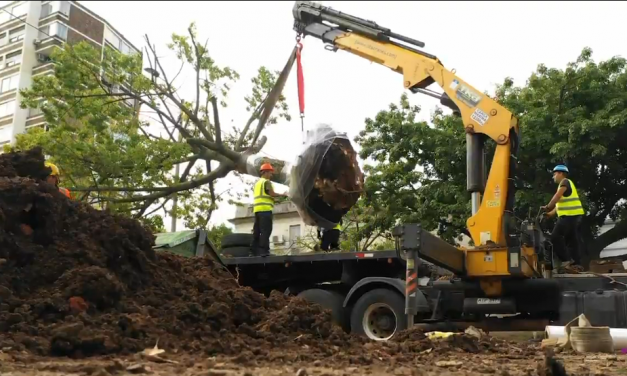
350 288 406 341
221 233 254 249
297 289 349 332
221 246 251 258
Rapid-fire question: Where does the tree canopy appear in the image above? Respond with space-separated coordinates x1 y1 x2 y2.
11 23 293 229
356 47 627 261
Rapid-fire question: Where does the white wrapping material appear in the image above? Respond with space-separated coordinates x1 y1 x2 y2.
545 325 627 350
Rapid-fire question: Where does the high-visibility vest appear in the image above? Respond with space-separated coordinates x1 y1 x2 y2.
556 179 585 217
59 187 71 199
253 178 274 213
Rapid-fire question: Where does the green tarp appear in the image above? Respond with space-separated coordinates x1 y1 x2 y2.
153 230 199 258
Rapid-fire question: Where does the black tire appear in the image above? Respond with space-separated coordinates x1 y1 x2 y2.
221 246 251 258
221 233 254 249
297 289 350 332
350 288 406 341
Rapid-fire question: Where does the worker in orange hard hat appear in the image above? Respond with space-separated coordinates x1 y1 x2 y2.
250 162 288 257
45 161 71 199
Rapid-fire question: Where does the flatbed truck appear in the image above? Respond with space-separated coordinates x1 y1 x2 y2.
155 230 627 341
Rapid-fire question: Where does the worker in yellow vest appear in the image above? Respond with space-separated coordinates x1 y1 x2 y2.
45 161 71 199
316 221 342 252
541 164 586 270
250 163 288 257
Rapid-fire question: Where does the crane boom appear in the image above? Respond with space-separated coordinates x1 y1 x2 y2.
292 1 521 253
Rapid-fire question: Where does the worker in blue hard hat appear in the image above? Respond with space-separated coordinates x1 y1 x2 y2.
541 164 586 270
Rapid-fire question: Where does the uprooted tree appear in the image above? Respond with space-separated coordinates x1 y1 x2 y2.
356 47 627 262
11 23 294 229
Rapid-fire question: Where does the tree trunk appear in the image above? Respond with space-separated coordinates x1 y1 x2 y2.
237 153 291 185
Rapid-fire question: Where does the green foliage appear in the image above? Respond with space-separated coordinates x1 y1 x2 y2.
12 22 291 228
207 223 233 250
355 94 469 245
356 47 627 258
340 198 396 251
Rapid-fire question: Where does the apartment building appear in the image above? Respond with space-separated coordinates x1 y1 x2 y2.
0 0 140 147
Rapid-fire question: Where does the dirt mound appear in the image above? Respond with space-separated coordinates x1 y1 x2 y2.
0 148 359 359
0 148 536 364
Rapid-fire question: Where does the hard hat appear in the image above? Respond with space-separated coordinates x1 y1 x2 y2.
552 164 569 174
260 163 274 172
45 161 60 176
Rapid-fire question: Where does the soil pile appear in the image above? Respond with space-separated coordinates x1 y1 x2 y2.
0 148 535 364
0 148 354 359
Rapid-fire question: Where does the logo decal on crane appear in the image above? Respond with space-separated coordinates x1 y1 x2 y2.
456 84 482 108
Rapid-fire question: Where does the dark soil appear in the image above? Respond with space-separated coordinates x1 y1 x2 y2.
0 148 536 364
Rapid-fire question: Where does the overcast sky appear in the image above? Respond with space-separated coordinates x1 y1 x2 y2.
5 1 627 231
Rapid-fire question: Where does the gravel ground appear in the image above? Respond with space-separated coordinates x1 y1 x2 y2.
1 348 626 376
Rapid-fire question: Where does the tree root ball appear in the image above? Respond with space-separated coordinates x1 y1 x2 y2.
290 126 365 228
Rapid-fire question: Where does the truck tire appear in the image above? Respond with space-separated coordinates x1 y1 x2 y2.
221 233 254 249
221 246 251 258
350 288 406 341
297 289 350 332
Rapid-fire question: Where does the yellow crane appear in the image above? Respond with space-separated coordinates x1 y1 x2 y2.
291 1 562 330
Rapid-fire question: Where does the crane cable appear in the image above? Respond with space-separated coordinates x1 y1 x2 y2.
296 35 306 145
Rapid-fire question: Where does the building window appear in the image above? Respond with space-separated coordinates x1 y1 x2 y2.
0 100 16 118
289 225 301 246
40 3 52 18
29 106 43 117
0 124 11 144
39 22 68 40
41 1 70 18
59 1 70 16
56 23 68 39
1 75 18 93
8 27 25 44
12 3 28 18
5 50 21 68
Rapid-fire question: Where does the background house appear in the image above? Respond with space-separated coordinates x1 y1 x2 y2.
229 203 627 259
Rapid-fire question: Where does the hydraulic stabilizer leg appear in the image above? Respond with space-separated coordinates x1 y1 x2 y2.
393 224 421 327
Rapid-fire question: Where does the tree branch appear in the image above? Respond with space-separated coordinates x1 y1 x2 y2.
236 99 265 150
145 35 214 143
186 138 240 162
210 96 222 146
189 26 201 119
250 46 298 148
108 163 233 204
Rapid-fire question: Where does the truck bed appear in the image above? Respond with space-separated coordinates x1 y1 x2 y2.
220 250 399 265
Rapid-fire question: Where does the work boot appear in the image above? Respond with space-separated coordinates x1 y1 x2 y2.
258 250 271 257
